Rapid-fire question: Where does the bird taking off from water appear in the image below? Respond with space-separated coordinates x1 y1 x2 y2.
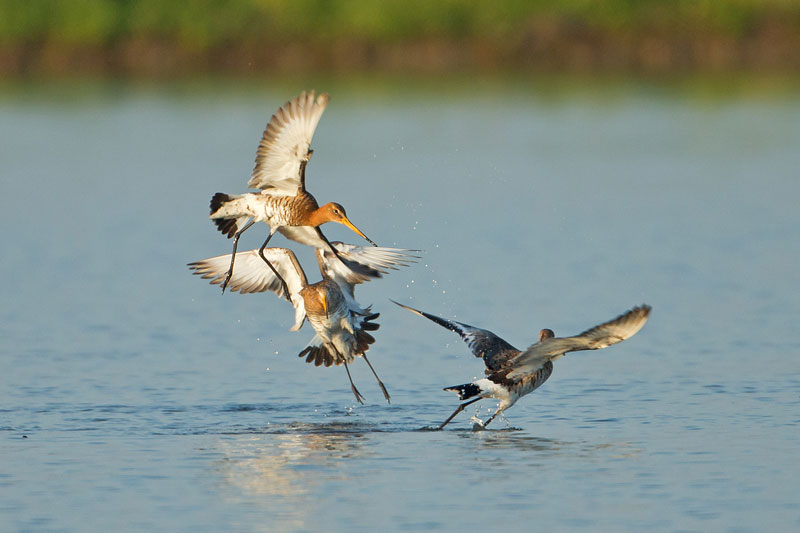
393 301 651 430
209 91 377 297
190 245 418 404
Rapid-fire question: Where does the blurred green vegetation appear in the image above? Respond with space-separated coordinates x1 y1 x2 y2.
1 0 799 73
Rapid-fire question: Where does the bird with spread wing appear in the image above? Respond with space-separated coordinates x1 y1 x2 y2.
190 244 418 404
209 91 377 297
393 301 651 429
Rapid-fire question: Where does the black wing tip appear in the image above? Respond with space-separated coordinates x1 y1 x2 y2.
391 300 465 335
390 299 421 314
391 299 436 322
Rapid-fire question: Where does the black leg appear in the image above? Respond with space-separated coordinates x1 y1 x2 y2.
316 227 348 263
480 408 503 429
315 227 378 278
221 220 255 293
256 233 290 300
361 354 390 403
438 397 482 430
343 361 365 405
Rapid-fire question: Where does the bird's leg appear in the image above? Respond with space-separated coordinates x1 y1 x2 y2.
343 361 365 405
438 397 482 430
221 220 255 293
317 229 348 263
257 233 290 300
315 228 366 276
361 354 390 403
480 407 504 429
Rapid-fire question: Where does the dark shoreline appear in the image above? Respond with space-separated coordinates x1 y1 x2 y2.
3 29 799 78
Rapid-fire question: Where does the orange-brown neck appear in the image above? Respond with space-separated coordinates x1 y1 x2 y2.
305 205 332 227
301 281 342 317
300 286 325 315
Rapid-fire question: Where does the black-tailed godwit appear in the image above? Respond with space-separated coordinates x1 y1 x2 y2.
190 245 418 403
209 91 376 296
393 301 651 429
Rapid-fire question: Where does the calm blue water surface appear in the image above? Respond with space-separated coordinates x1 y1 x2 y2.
1 79 799 532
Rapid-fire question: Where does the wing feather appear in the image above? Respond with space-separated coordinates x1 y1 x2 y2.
248 91 329 194
188 248 309 330
320 242 420 286
507 304 652 378
391 301 520 371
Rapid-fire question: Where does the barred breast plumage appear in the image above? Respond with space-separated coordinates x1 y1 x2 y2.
204 91 377 296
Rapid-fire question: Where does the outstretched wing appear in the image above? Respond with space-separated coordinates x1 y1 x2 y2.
391 301 520 371
320 243 420 289
507 304 652 378
187 248 309 330
248 91 329 194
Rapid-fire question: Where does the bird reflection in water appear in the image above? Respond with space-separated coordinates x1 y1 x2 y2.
214 422 371 510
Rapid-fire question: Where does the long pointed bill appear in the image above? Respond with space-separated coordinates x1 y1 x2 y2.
340 217 377 247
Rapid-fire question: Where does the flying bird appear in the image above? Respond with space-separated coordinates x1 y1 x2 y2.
190 245 418 404
209 91 376 297
393 301 651 429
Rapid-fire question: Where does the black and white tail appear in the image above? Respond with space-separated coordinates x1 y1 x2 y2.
209 192 250 238
297 313 381 368
298 345 336 367
355 312 380 354
444 382 482 401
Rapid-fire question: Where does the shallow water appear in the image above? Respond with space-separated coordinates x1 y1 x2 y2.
1 79 799 531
